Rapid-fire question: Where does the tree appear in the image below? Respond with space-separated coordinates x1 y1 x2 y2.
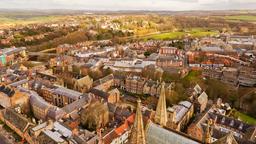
144 51 151 57
81 101 109 131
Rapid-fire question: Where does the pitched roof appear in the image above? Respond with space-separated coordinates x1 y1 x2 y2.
208 112 252 133
198 92 208 104
146 122 201 144
102 129 119 144
194 84 202 94
93 74 114 87
209 126 255 144
90 88 110 100
0 85 15 97
3 108 33 132
76 75 92 87
53 86 82 100
62 94 91 114
213 132 238 144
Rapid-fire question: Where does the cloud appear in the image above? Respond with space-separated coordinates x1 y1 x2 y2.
0 0 255 10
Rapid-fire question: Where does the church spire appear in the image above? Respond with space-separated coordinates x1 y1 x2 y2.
204 120 212 144
154 82 168 126
130 98 146 144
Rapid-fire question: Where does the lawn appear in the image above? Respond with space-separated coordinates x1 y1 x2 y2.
145 28 218 40
224 15 256 22
181 70 204 88
182 70 202 82
148 32 185 40
234 111 256 125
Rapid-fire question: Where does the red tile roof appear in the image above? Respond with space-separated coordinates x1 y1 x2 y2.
115 114 135 135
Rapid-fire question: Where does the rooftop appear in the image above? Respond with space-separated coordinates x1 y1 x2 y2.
53 85 83 100
0 85 15 97
0 47 26 56
146 122 200 144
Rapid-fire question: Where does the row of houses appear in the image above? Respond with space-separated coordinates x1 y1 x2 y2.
0 47 27 67
203 66 256 87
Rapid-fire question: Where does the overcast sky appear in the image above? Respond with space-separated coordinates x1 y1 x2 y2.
1 0 256 11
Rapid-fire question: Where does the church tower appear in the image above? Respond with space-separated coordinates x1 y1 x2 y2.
154 82 168 127
130 98 146 144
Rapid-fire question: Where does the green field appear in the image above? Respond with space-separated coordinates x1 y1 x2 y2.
224 15 256 22
145 28 218 40
0 15 65 28
234 111 256 125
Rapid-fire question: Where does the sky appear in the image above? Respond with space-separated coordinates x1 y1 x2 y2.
0 0 256 11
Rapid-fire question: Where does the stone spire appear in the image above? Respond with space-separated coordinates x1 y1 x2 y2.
204 120 212 144
130 98 146 144
154 82 168 127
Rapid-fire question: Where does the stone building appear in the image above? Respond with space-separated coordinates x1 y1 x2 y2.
238 66 256 87
156 56 184 68
30 91 66 121
93 74 114 92
190 84 208 114
143 80 161 97
125 75 146 95
154 82 168 127
153 82 194 131
166 101 194 131
157 47 184 69
1 108 34 144
159 47 183 56
129 99 146 144
0 47 27 67
202 69 223 80
187 108 256 144
146 122 201 144
39 85 83 108
30 120 72 144
221 67 238 86
52 86 83 107
81 101 109 131
90 88 120 104
0 84 30 113
73 75 93 93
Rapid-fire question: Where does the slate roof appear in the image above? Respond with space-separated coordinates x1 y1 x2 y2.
0 85 15 97
53 86 82 100
9 79 28 87
146 122 201 144
93 74 114 87
212 132 238 144
192 107 256 144
209 126 255 144
208 112 252 133
62 94 91 114
76 75 92 87
198 92 208 105
3 108 32 132
90 88 109 101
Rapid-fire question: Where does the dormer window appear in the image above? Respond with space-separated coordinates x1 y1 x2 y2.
230 120 234 126
239 123 243 130
221 117 225 123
